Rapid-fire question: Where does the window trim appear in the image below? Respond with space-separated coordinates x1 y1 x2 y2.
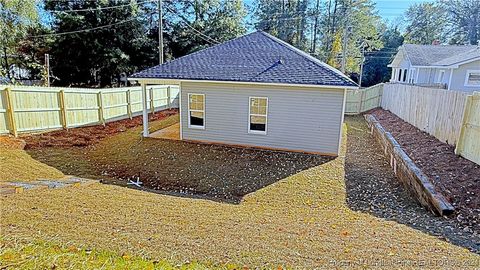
248 96 268 135
464 69 480 87
409 68 416 84
437 69 445 83
187 93 205 130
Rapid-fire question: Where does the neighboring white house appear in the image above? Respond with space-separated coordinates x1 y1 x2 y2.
129 31 358 156
388 44 480 92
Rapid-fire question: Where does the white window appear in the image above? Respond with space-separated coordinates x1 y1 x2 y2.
437 70 445 83
409 68 416 83
188 93 205 129
248 97 268 135
464 70 480 87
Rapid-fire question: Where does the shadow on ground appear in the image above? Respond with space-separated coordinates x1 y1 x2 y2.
28 124 334 204
100 139 335 204
344 115 480 254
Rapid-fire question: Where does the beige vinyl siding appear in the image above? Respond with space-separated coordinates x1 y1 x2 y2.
180 81 345 155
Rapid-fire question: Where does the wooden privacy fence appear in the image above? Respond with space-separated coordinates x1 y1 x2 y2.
455 92 480 165
0 85 179 136
381 83 469 146
345 83 383 114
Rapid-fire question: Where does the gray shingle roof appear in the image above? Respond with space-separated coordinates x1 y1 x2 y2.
403 44 479 66
130 31 357 87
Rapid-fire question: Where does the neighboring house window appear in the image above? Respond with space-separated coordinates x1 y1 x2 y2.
437 70 445 83
188 93 205 129
409 68 415 83
398 69 402 82
248 97 268 134
403 69 408 82
465 70 480 87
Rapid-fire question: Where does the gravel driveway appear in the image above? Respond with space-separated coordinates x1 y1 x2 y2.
345 115 480 254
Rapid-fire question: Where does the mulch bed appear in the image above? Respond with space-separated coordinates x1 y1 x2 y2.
370 109 480 234
345 115 479 253
23 109 178 149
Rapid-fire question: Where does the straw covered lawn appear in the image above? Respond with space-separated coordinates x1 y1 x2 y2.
0 137 64 182
1 126 478 269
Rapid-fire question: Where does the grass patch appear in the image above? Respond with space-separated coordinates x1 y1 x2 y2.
0 138 64 182
0 238 244 270
3 120 478 268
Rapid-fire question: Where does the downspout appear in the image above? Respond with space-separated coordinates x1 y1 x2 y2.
141 82 149 137
338 87 347 156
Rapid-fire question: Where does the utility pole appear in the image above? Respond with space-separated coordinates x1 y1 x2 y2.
45 54 50 87
341 1 352 74
341 25 350 73
311 0 320 53
359 43 365 87
158 0 164 64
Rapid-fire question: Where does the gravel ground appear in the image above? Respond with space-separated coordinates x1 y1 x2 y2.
345 115 480 254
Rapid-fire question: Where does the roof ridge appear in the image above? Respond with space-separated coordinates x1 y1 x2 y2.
258 31 357 86
404 43 476 47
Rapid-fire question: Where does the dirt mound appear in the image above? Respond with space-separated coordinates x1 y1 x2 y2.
23 109 178 149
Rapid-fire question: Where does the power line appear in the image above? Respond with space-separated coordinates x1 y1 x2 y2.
163 5 219 45
48 0 154 13
28 17 140 38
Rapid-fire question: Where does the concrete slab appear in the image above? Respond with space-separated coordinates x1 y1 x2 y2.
150 123 180 140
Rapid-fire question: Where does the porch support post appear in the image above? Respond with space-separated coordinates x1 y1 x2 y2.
447 68 454 90
141 82 149 137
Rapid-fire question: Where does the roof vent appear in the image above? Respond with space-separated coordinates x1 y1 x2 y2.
277 56 284 65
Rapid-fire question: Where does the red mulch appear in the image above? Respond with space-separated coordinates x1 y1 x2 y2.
370 108 480 231
0 136 26 150
23 109 178 149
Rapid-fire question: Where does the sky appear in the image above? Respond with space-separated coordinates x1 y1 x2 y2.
244 0 433 23
373 0 432 22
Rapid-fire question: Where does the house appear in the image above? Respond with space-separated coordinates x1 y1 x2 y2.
129 31 357 156
388 44 480 92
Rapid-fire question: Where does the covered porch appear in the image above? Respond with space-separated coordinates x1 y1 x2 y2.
132 79 181 138
150 122 180 140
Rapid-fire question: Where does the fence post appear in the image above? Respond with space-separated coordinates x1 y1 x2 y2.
358 89 365 114
149 87 155 113
4 87 17 137
167 86 171 109
455 94 473 155
97 91 105 125
58 90 68 129
126 89 132 119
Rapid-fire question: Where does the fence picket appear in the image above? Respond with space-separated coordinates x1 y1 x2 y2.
0 85 179 135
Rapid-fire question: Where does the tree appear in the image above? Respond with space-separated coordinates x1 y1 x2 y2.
404 2 447 44
168 0 247 58
254 0 310 50
44 0 157 87
344 0 384 74
316 0 383 76
440 0 480 45
362 24 404 87
0 0 38 79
